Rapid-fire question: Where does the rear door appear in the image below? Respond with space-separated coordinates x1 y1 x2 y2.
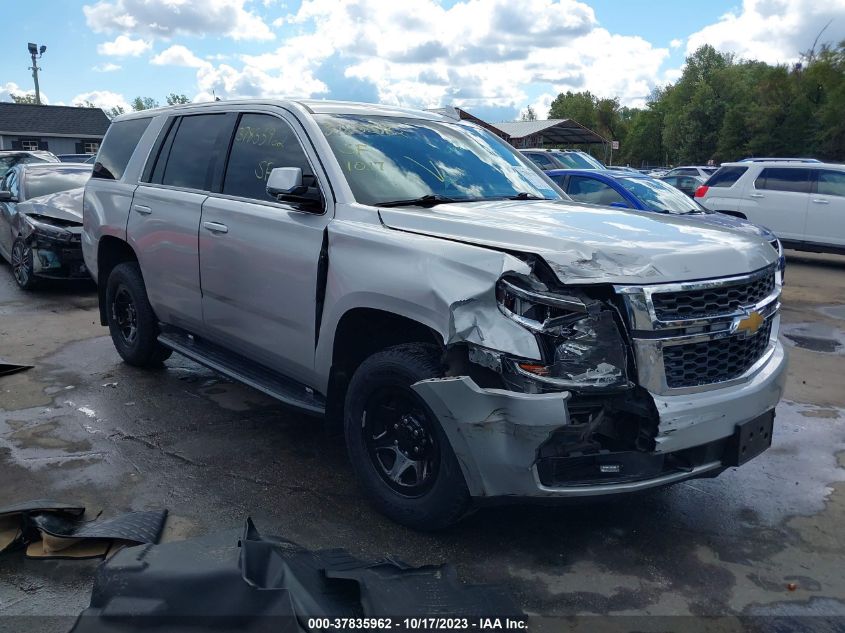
198 110 331 382
128 112 235 333
739 167 811 241
804 169 845 248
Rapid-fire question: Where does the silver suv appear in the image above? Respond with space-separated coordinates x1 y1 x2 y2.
695 160 845 255
83 100 787 529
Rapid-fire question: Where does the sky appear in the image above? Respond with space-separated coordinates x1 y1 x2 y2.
1 0 844 123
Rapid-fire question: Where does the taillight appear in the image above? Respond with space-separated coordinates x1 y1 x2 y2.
694 185 709 198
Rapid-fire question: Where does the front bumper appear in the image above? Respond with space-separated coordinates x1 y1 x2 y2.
30 236 88 280
412 340 787 499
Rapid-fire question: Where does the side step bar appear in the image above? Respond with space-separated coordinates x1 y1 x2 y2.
158 329 326 416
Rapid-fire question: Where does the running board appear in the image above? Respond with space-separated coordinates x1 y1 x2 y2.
158 330 326 416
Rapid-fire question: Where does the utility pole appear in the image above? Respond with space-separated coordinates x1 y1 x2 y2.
27 42 46 105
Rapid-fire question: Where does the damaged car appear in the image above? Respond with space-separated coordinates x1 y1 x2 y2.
0 163 91 289
83 101 786 530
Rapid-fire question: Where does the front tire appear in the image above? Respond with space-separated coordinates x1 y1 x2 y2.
11 238 37 290
344 343 470 530
105 262 172 367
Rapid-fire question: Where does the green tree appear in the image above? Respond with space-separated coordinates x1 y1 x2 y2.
548 90 597 129
10 93 38 104
166 93 191 105
131 96 159 111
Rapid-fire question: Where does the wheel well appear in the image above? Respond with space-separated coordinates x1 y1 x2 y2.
716 210 747 219
325 308 443 429
97 236 138 325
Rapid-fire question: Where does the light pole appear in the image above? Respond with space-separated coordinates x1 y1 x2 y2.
27 42 46 105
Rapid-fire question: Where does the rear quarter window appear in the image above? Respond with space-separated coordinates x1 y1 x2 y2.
92 118 152 181
705 166 748 188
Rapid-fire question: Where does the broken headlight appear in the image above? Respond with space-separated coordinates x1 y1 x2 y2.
495 277 630 390
21 214 73 242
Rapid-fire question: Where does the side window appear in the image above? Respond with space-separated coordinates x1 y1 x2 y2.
755 168 810 193
92 118 152 181
816 170 845 197
567 176 627 206
525 153 553 169
706 166 747 188
222 113 314 202
3 170 19 198
156 114 234 191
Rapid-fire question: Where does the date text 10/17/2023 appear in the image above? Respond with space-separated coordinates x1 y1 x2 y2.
306 618 528 630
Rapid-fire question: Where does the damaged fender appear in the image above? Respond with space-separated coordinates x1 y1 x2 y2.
412 376 570 497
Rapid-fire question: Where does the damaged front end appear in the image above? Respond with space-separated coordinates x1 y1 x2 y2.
414 257 669 498
413 251 785 499
16 213 87 279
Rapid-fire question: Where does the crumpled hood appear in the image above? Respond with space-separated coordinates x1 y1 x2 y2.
17 187 83 225
378 199 778 285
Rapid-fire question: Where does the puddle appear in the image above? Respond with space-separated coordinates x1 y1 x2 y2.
781 322 845 355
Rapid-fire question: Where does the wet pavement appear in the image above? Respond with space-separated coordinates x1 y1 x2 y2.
1 251 844 627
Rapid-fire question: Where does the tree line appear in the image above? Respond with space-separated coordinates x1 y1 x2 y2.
539 42 845 167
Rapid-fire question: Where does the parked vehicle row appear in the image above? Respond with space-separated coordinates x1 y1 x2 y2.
73 100 785 529
696 160 845 255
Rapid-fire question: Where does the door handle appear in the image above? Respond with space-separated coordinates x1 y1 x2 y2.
133 204 152 215
202 221 228 234
811 198 830 204
749 193 764 198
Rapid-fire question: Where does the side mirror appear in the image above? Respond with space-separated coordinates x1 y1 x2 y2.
266 167 307 198
0 190 13 202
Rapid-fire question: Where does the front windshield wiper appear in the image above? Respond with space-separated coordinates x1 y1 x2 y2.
375 194 463 208
507 192 549 200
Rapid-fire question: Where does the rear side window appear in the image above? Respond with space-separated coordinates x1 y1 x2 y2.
154 114 234 191
222 113 313 202
755 168 810 193
705 166 747 188
525 153 554 169
92 118 151 181
816 170 845 197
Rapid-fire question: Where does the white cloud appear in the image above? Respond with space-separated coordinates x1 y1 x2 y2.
151 45 210 68
72 90 130 112
685 0 845 63
83 0 274 41
190 0 668 110
97 35 152 57
93 62 122 72
669 38 682 49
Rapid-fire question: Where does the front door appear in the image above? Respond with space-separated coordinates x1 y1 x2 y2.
199 111 331 383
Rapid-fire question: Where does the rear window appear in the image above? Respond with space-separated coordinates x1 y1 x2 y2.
755 168 811 193
705 166 748 188
92 118 151 181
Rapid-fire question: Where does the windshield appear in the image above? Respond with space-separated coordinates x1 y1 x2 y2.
551 151 605 170
616 177 704 214
25 167 91 200
315 114 561 206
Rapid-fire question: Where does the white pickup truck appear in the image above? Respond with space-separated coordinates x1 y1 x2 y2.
82 99 787 529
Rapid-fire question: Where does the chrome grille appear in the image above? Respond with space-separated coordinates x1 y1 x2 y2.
651 265 775 322
615 264 781 395
663 321 773 388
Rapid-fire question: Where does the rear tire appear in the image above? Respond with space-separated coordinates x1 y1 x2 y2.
344 343 470 530
105 262 172 367
11 238 38 290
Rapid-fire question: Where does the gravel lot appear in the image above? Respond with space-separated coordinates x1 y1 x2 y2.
1 251 843 628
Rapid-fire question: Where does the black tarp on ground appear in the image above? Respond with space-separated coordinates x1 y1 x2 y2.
71 518 524 632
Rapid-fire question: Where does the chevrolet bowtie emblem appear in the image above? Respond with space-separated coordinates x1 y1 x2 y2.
736 311 765 336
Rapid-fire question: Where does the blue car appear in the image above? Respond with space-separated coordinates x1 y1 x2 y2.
547 168 786 271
